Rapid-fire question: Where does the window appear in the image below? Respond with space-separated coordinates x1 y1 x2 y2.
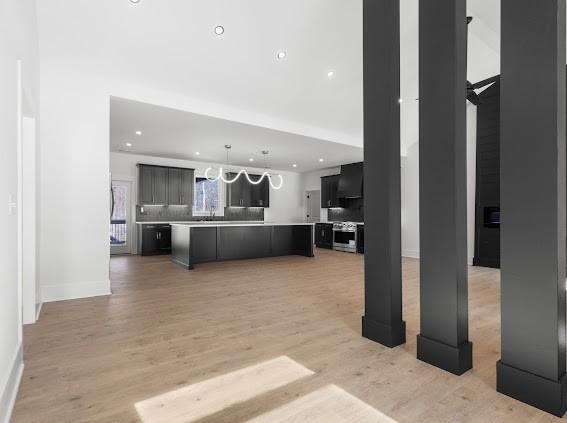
193 177 224 216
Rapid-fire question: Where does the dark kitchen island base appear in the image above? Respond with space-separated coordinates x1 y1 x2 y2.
171 223 314 269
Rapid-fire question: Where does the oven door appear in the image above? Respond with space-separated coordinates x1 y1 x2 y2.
333 230 356 251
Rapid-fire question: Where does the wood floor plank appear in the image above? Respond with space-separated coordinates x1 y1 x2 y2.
11 250 567 422
246 385 397 423
135 356 314 423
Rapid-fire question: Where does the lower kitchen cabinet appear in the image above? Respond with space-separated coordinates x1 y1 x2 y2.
356 225 364 254
138 224 172 256
314 223 333 249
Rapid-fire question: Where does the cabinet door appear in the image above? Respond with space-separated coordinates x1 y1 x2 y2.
320 178 328 208
321 176 339 208
141 226 158 255
180 169 194 206
248 174 269 207
168 168 182 205
240 177 252 207
226 173 250 207
226 173 241 207
328 175 340 207
153 167 169 205
259 177 269 207
314 224 323 245
156 225 171 253
138 165 154 205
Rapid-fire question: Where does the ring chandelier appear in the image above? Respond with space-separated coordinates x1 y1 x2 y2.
205 145 284 190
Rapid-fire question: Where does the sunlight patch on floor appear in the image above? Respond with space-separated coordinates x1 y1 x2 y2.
134 356 314 423
246 384 398 423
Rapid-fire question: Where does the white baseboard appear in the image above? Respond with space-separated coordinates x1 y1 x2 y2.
401 250 474 266
35 302 43 321
402 249 420 259
42 279 111 303
0 343 23 423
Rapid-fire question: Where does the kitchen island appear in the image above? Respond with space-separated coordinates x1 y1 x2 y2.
171 222 314 269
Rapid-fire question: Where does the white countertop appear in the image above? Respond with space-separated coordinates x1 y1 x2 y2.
317 221 364 225
169 222 315 228
136 221 263 225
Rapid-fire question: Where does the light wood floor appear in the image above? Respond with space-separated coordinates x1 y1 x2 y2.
11 249 566 422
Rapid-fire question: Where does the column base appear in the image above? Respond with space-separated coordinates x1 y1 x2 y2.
417 334 472 375
361 316 406 348
497 361 567 417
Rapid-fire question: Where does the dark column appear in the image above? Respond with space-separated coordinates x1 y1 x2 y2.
498 0 567 416
417 0 472 375
361 0 405 348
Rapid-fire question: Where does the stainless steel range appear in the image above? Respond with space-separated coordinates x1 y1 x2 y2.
333 222 358 253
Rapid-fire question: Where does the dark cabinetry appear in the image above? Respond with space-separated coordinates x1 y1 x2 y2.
226 173 270 207
314 223 333 249
139 165 168 205
168 168 194 206
139 224 171 256
356 225 364 254
138 164 194 206
320 175 342 208
337 162 364 198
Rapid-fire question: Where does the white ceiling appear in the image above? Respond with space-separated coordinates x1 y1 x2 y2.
36 0 503 154
110 97 363 172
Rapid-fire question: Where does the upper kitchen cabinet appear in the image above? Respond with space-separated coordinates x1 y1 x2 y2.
226 172 270 207
337 162 363 199
249 174 270 207
138 164 168 205
226 172 251 207
321 174 342 208
137 164 193 206
168 168 194 206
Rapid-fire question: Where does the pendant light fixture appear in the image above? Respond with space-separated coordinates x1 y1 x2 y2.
205 146 284 190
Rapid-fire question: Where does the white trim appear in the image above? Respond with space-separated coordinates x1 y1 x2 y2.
402 250 474 266
16 60 23 343
42 280 111 303
0 343 24 423
110 179 134 255
111 174 137 254
401 249 420 260
192 175 225 216
35 302 43 322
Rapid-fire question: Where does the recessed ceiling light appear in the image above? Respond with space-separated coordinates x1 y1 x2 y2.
214 26 225 36
129 0 141 4
327 70 336 79
135 130 142 136
398 98 404 103
292 164 297 168
319 158 324 162
276 50 287 61
195 152 200 156
126 142 132 147
249 158 254 162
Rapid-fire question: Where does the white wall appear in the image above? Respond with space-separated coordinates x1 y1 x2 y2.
38 61 308 303
401 103 478 263
0 0 39 421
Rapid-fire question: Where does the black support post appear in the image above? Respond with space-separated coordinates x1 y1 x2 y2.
498 0 567 416
361 0 405 348
417 0 472 375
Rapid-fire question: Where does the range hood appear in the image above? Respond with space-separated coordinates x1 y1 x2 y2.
337 162 363 198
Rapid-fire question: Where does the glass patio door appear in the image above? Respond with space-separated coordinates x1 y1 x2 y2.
110 180 132 255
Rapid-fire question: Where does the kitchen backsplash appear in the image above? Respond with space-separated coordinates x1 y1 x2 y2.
136 206 264 222
327 198 364 222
